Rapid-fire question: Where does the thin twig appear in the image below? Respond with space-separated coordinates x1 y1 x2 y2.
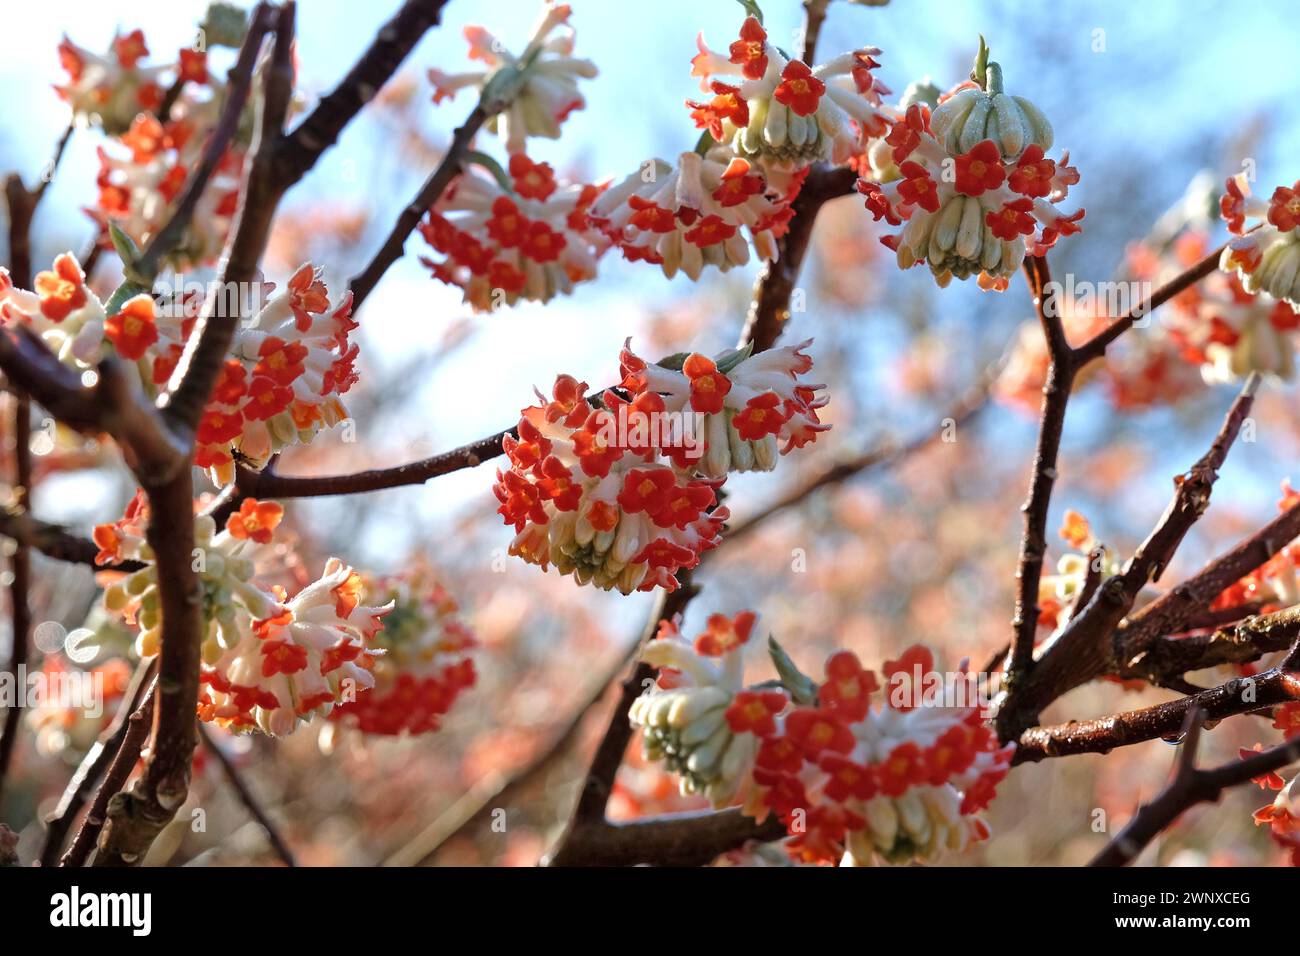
800 0 832 63
39 659 157 866
0 507 142 572
1122 603 1300 683
1006 374 1261 729
199 724 296 866
159 2 294 435
133 4 278 282
0 121 76 798
61 676 158 867
1113 499 1300 664
1013 641 1300 765
272 0 452 192
737 165 856 351
1090 707 1300 866
390 635 645 867
349 105 488 311
1074 240 1229 364
1004 255 1073 702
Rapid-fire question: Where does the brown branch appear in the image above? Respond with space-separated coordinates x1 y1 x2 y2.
157 76 187 125
1112 499 1300 667
134 5 277 282
0 327 188 483
1122 604 1300 683
231 426 515 505
1090 708 1300 866
1003 374 1260 731
1013 643 1300 765
349 104 488 311
800 0 832 63
159 3 294 435
995 234 1250 735
0 506 142 572
272 0 451 191
544 808 787 867
1004 255 1073 702
737 164 856 351
61 675 158 866
92 476 202 866
38 659 156 866
1074 240 1228 364
199 723 296 866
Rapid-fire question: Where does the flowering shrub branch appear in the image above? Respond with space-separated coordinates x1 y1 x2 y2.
2 0 1300 872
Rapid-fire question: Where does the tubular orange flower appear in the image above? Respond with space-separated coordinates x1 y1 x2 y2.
773 61 826 117
103 294 158 360
226 499 285 545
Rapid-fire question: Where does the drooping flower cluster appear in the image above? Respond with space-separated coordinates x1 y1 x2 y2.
93 100 243 272
495 374 727 595
1221 174 1300 309
493 340 827 593
426 2 596 155
618 338 829 479
858 43 1083 289
628 613 1014 865
184 265 359 482
420 155 606 310
58 21 259 270
420 10 900 299
56 29 168 134
94 494 391 736
1136 229 1300 385
329 566 477 735
592 149 794 280
687 16 892 192
0 254 360 484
